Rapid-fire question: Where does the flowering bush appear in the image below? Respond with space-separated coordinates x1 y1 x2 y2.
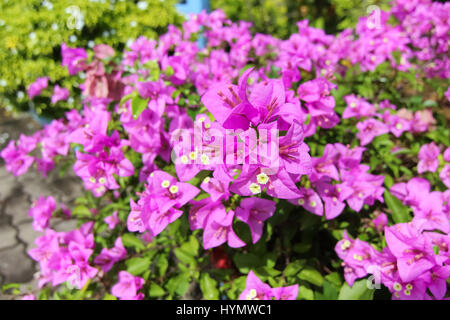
1 0 450 300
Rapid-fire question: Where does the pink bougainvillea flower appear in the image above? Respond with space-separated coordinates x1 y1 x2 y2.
342 95 376 119
111 271 144 300
277 120 312 175
28 196 57 232
238 270 273 300
230 166 301 199
104 211 120 230
338 164 384 212
27 77 49 99
372 212 388 232
189 199 225 231
315 181 348 219
203 209 245 250
440 164 450 188
390 177 430 208
127 199 146 233
289 187 324 217
94 237 127 272
201 69 258 130
384 223 436 283
147 170 200 213
271 285 300 300
61 43 87 75
51 85 70 104
443 147 450 162
335 231 377 287
200 177 230 202
412 191 450 234
236 197 276 244
334 143 365 170
239 270 298 300
417 142 440 174
309 143 339 182
0 140 35 177
356 118 389 146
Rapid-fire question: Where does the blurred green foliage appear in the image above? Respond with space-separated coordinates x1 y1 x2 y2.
330 0 390 30
211 0 392 37
0 0 182 116
211 0 338 39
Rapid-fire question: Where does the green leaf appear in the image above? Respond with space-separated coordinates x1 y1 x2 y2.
164 66 174 77
1 283 21 293
433 245 440 255
298 285 314 300
293 242 311 253
166 273 190 297
149 283 166 298
284 260 306 277
338 279 374 300
200 273 219 300
239 64 254 77
131 96 149 119
384 190 411 223
384 174 394 188
71 205 92 218
233 253 262 274
122 233 145 252
119 92 136 107
150 67 160 82
325 272 342 289
174 248 196 265
103 294 117 300
125 257 151 276
180 235 199 257
316 280 339 300
156 254 169 277
297 267 324 287
254 266 281 278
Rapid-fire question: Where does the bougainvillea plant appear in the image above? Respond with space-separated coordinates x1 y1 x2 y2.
1 0 449 300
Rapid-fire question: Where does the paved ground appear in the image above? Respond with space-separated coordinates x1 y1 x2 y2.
0 112 83 299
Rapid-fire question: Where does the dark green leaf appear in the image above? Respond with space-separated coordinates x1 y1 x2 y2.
384 190 411 223
338 279 374 300
200 273 219 300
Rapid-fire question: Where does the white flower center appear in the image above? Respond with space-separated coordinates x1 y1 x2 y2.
201 154 210 165
169 185 179 194
256 173 269 185
180 155 189 164
161 180 170 188
249 183 261 195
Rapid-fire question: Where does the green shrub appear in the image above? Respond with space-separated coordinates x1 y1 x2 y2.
330 0 390 30
0 0 182 118
211 0 394 37
211 0 340 38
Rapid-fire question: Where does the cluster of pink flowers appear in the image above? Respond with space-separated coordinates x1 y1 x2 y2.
27 196 129 298
27 76 70 105
336 177 450 300
28 196 58 232
342 96 437 146
1 0 448 300
29 222 98 290
0 110 81 177
418 144 450 188
286 143 385 219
